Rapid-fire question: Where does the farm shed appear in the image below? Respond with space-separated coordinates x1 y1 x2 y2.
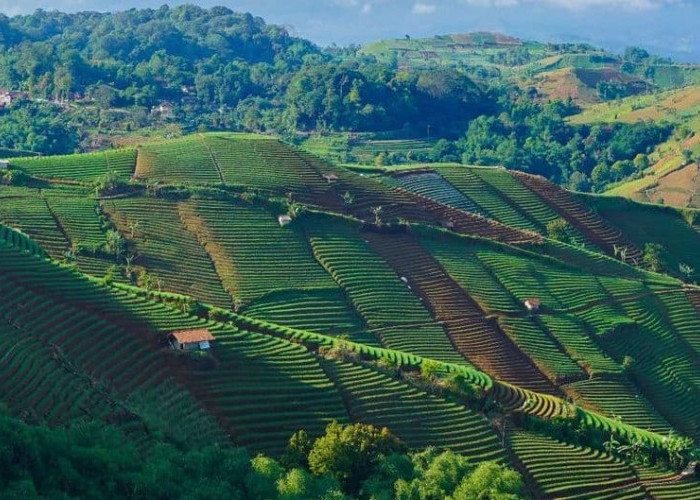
323 173 339 183
524 298 541 312
0 160 9 170
170 328 215 351
278 215 292 226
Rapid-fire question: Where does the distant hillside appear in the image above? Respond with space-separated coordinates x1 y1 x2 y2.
362 32 700 106
572 85 700 206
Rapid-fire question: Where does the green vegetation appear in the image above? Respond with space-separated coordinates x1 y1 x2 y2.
0 413 524 500
4 132 700 498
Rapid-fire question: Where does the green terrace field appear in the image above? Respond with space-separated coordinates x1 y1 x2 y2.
11 148 137 183
300 133 437 165
4 132 700 497
2 222 699 497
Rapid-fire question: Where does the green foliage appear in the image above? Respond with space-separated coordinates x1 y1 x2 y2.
0 411 526 500
643 242 665 272
283 430 314 469
455 97 671 191
94 170 127 195
362 448 525 500
421 359 442 381
545 218 572 243
0 102 79 155
308 421 407 492
452 462 524 500
0 168 29 186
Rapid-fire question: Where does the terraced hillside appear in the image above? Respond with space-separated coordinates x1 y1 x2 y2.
3 133 700 497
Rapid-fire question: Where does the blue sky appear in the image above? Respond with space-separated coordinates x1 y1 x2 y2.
1 1 699 61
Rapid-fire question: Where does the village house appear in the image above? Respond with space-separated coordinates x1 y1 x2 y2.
524 298 541 313
278 215 292 227
169 328 215 351
0 160 9 170
152 101 175 117
0 90 28 108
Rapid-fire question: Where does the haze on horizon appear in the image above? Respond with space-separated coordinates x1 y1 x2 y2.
0 0 698 62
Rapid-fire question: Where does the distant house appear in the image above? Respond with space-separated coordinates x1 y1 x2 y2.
0 90 27 108
169 328 215 351
180 85 196 94
0 160 9 170
524 298 541 313
152 101 175 117
278 215 292 227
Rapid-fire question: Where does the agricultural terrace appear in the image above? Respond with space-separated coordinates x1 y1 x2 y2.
0 186 70 259
434 166 542 232
2 225 700 494
304 214 466 365
42 185 113 277
191 325 350 455
418 229 700 433
0 237 224 448
509 430 650 499
321 358 505 462
102 197 234 309
134 133 338 204
11 148 136 183
585 195 700 276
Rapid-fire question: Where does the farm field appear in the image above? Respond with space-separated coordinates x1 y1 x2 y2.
3 132 700 498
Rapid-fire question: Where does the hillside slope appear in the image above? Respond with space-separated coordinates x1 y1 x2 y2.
3 133 700 497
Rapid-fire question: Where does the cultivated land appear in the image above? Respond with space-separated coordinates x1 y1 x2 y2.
3 132 700 497
571 84 700 205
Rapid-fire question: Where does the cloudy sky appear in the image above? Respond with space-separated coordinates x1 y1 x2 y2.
1 0 698 61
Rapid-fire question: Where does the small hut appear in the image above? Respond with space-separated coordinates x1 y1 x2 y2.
170 328 215 351
0 160 9 170
323 173 339 184
524 298 541 313
278 215 292 227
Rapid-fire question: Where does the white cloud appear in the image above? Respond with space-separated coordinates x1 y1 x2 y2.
460 0 684 9
413 2 438 14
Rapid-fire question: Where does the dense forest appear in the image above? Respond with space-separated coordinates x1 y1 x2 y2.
0 5 489 146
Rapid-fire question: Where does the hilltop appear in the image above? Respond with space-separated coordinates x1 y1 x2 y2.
360 32 700 105
568 84 700 207
2 132 700 498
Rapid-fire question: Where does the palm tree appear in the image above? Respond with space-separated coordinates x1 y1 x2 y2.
371 206 383 226
128 221 140 238
105 230 125 262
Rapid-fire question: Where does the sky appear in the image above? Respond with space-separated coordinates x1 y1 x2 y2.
1 0 699 62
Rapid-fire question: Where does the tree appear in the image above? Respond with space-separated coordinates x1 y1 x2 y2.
642 243 664 272
283 430 313 469
370 206 383 226
94 171 126 195
453 461 524 500
307 421 406 493
421 360 442 381
105 229 125 262
633 153 650 171
546 218 571 243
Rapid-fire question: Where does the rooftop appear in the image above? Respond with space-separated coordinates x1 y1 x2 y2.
170 328 215 344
